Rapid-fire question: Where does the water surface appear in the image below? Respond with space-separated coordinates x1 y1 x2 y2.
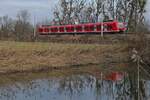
0 72 149 100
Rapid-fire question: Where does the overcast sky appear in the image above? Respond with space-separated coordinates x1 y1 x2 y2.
145 0 150 22
0 0 58 23
0 0 150 23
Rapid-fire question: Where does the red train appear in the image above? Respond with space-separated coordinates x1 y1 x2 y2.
37 20 127 35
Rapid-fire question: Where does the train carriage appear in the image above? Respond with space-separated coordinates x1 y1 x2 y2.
37 20 127 35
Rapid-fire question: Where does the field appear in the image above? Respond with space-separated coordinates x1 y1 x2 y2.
0 41 129 74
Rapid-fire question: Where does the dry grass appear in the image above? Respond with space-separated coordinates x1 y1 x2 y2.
0 41 128 74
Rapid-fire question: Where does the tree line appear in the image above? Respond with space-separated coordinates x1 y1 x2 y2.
52 0 148 32
0 10 34 41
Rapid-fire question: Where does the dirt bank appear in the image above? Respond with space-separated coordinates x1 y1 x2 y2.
0 41 129 74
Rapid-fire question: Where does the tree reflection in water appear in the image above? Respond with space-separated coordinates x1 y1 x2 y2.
0 73 149 100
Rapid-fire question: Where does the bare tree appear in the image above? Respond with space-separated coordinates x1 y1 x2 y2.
51 0 147 32
0 15 14 39
52 0 86 25
115 0 147 31
14 10 33 41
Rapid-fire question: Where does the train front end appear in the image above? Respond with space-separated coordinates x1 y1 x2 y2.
117 22 127 32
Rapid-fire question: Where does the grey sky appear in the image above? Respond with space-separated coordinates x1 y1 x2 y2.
0 0 149 23
0 0 58 23
145 0 150 22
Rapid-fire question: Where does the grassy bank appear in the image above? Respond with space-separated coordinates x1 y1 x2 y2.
0 41 129 74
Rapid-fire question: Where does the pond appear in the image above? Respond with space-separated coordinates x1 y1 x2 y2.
0 71 149 100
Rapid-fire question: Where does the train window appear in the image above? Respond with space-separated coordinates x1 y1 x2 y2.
59 27 64 32
44 28 49 32
66 27 69 31
96 25 101 31
90 26 94 31
84 26 89 31
66 26 74 32
54 28 58 31
84 24 95 32
107 25 113 31
51 27 58 32
71 27 74 31
38 28 43 33
50 28 52 31
76 26 82 31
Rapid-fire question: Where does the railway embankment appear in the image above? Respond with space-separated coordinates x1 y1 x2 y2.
0 41 129 74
